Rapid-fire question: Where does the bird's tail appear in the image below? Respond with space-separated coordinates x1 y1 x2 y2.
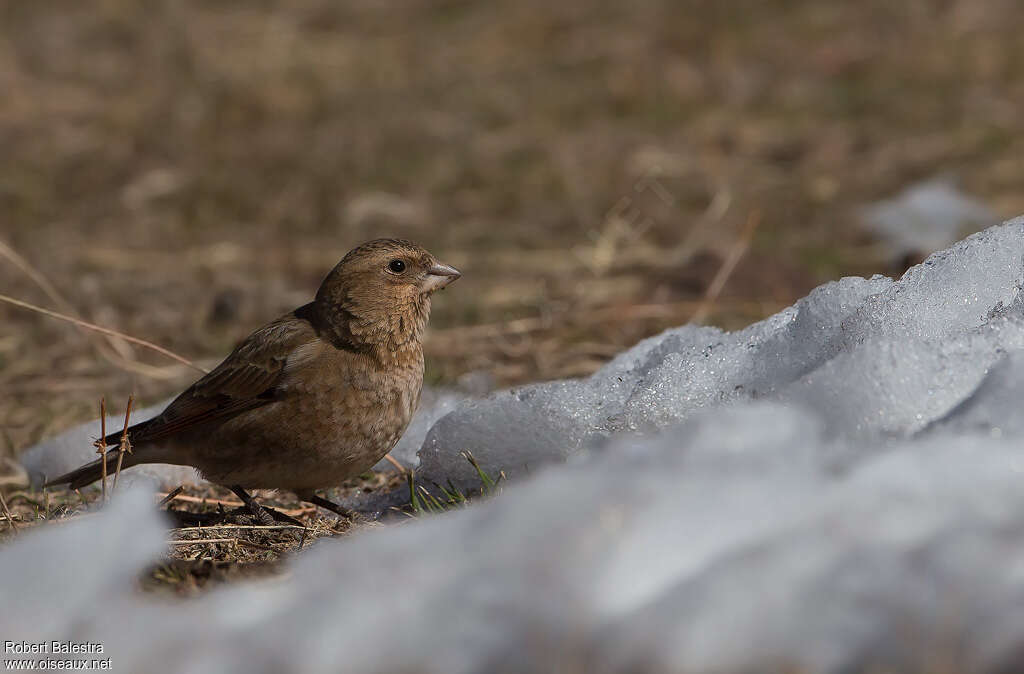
45 449 144 490
101 417 156 448
44 419 155 490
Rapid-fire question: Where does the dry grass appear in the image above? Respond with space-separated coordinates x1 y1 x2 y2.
0 472 407 594
2 0 1023 588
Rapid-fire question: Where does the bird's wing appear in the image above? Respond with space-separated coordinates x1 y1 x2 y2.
122 311 324 444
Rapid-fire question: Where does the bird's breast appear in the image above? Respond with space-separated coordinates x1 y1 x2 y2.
193 351 424 489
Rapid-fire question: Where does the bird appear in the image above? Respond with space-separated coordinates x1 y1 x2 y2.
46 238 461 522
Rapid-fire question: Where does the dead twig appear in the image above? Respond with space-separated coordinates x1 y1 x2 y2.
171 524 306 533
157 492 245 508
0 292 207 375
167 537 238 546
0 236 201 379
158 486 185 507
0 490 18 535
112 396 134 490
0 238 83 322
155 492 317 517
93 397 108 503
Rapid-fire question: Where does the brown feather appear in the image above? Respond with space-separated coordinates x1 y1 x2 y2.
108 313 320 445
46 238 460 497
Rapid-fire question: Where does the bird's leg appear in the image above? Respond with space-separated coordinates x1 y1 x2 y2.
229 485 277 526
301 491 354 520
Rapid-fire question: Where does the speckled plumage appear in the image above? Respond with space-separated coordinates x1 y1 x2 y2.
47 239 460 505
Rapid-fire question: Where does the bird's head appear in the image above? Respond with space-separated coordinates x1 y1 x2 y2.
313 238 460 352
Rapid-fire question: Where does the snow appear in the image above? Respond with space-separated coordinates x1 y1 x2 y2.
7 217 1024 673
421 218 1024 489
860 177 998 259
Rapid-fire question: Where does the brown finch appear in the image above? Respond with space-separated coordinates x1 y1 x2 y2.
47 239 460 519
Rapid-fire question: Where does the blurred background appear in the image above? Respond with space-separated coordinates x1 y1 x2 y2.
2 0 1023 461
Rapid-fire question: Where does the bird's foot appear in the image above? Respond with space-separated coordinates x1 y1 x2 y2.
164 504 303 527
301 491 354 521
230 485 304 526
162 487 305 527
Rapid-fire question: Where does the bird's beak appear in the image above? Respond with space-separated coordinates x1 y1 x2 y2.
422 262 461 292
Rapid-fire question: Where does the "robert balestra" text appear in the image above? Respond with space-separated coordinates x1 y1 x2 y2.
4 641 104 654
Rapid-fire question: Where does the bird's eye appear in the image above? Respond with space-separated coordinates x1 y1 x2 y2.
388 259 407 274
